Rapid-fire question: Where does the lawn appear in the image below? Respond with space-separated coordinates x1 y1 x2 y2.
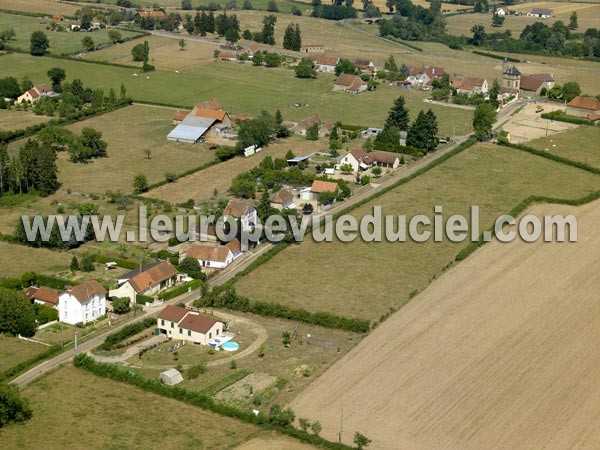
528 125 600 169
0 334 47 373
0 12 142 55
0 241 71 277
0 365 263 449
0 108 52 131
8 105 217 194
234 142 600 322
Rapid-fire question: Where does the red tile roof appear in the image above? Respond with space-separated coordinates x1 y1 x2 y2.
567 96 600 111
311 180 338 193
67 280 106 304
315 55 339 66
334 74 362 87
139 10 166 19
192 108 228 121
128 261 178 293
270 188 293 206
158 305 189 323
185 244 232 263
178 312 219 334
25 286 59 307
173 110 190 122
224 199 254 217
196 99 222 110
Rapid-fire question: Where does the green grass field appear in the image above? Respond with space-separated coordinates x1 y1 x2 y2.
8 105 217 194
0 334 47 373
234 142 600 322
0 365 262 449
0 12 141 55
528 126 600 169
0 0 80 16
0 53 473 135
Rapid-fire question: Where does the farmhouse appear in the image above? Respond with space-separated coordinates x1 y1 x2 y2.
527 8 552 18
408 65 445 86
25 286 59 309
566 96 600 117
16 84 59 104
300 44 325 54
109 261 179 303
218 50 239 61
167 104 232 143
332 74 367 94
520 73 555 95
313 55 339 73
181 239 241 270
139 10 167 19
340 149 400 172
270 188 295 210
355 59 377 74
157 305 224 345
59 280 106 325
224 198 257 232
496 8 509 16
451 76 489 95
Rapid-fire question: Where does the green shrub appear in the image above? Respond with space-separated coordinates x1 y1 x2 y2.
99 318 156 351
186 363 207 380
136 294 153 305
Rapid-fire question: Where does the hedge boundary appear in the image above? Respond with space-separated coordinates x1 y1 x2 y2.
21 272 78 289
73 354 353 450
99 318 156 351
540 111 598 127
472 50 521 62
0 344 62 383
158 279 204 301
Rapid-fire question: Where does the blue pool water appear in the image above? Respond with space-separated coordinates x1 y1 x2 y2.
221 341 240 352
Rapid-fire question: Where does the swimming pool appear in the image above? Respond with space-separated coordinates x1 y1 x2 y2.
221 341 240 352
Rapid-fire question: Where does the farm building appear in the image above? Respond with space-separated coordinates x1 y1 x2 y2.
300 44 325 54
332 74 367 94
180 239 242 270
451 76 489 96
566 96 600 117
16 84 59 104
313 55 339 73
519 74 555 95
527 8 552 18
167 105 232 143
270 188 295 210
157 305 225 345
407 65 445 86
355 59 377 74
160 368 183 385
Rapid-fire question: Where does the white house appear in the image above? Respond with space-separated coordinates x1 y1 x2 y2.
496 8 509 16
59 280 106 325
157 305 224 345
332 74 367 94
451 76 489 95
181 239 241 271
223 199 257 232
109 261 179 303
314 55 339 73
407 65 445 86
355 59 376 74
527 8 552 18
340 149 401 172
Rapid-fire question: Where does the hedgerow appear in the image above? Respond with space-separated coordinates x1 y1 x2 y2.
0 345 62 383
99 318 157 351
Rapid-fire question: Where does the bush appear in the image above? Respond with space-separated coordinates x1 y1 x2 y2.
157 279 204 301
112 297 131 314
136 294 153 305
99 318 156 351
0 383 32 428
540 111 596 126
186 363 207 379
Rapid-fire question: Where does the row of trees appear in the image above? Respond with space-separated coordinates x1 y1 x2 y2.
0 140 58 196
282 23 302 51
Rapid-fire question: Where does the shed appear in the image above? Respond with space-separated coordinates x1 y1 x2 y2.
160 368 184 385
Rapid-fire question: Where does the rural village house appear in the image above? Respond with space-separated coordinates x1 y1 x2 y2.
341 149 401 172
59 280 106 325
291 115 333 137
519 74 555 95
451 76 489 96
223 199 257 233
25 286 59 309
109 261 179 303
157 305 224 345
300 44 325 54
270 188 295 210
407 65 445 86
16 84 59 104
313 55 339 73
180 239 242 271
310 180 339 202
355 59 377 74
332 74 367 94
527 8 552 18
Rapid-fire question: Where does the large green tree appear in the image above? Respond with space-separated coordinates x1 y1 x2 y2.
295 58 317 78
0 287 36 337
472 102 497 140
30 31 49 56
0 384 33 429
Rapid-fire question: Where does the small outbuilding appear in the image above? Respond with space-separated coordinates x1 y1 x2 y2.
160 368 184 385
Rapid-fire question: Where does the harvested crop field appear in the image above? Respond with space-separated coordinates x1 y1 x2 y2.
291 200 600 450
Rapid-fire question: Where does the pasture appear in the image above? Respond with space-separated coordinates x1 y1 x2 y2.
291 200 600 450
234 142 600 321
0 0 80 16
8 105 217 194
0 241 71 277
0 365 262 449
0 334 46 373
0 108 50 131
143 137 322 203
0 12 141 55
528 125 600 168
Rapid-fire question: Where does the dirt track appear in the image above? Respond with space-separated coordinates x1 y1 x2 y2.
291 201 600 450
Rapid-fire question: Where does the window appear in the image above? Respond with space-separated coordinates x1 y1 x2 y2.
208 332 211 339
161 319 165 326
187 330 191 337
179 328 182 334
170 322 174 328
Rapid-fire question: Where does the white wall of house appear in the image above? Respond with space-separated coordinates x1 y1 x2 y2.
108 282 137 303
340 153 361 172
59 293 106 325
195 250 234 270
157 318 224 345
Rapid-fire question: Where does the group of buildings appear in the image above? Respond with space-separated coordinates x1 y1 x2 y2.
167 99 237 143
